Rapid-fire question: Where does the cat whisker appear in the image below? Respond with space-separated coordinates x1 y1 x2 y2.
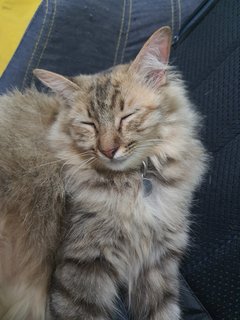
128 139 164 150
28 158 72 172
65 162 96 189
32 159 67 168
143 139 165 144
59 153 96 176
64 157 96 188
132 143 159 150
78 150 96 156
27 152 90 171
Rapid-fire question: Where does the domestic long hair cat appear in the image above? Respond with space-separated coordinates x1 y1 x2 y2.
0 27 206 320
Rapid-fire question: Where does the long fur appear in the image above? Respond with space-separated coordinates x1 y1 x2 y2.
0 90 65 320
0 27 206 320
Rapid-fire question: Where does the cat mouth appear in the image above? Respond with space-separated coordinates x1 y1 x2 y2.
101 155 128 165
98 153 141 172
97 150 128 162
111 156 128 162
103 159 128 171
96 149 139 171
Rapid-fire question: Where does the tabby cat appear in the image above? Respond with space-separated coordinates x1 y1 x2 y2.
0 27 206 320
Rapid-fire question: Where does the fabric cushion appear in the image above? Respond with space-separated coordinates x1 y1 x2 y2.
172 0 240 318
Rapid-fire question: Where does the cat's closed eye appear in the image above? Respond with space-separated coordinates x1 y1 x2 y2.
80 121 98 131
119 112 136 130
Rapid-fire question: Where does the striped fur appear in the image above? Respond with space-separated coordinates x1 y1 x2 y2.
0 27 206 319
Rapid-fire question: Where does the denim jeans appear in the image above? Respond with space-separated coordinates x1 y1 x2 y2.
0 0 204 93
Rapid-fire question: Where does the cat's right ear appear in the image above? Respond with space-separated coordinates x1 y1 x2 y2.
33 69 79 100
129 26 172 88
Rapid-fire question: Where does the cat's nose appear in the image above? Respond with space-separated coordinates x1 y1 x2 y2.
100 147 119 159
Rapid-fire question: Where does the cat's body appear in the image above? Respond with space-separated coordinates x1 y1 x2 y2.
0 89 65 320
0 27 206 320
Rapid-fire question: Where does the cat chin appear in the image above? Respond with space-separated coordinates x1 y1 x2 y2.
99 157 141 172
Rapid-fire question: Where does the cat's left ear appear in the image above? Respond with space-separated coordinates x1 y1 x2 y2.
129 26 172 87
33 69 79 100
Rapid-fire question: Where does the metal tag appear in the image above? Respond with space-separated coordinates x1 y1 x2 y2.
143 178 153 197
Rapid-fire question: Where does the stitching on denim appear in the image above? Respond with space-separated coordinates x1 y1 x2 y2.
120 0 132 63
32 0 57 83
177 0 181 30
170 0 175 36
173 0 179 33
113 0 126 65
21 0 49 90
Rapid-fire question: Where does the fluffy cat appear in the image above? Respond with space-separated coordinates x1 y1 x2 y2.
0 27 206 320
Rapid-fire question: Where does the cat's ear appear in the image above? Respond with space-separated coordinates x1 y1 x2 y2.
33 69 79 99
129 26 172 87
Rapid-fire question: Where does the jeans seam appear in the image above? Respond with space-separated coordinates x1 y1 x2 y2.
21 0 49 90
120 0 132 63
113 0 126 65
31 0 57 83
177 0 182 30
170 0 175 36
173 0 179 33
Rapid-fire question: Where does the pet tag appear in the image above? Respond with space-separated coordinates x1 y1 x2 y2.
143 178 153 197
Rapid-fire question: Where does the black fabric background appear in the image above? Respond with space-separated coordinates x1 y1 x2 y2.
173 0 240 319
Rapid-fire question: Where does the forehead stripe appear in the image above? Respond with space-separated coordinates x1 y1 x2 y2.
94 78 111 109
110 89 120 109
119 98 124 111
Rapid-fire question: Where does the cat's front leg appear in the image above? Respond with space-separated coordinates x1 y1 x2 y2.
130 258 181 320
47 256 119 320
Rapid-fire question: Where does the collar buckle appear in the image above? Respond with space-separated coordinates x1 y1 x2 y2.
141 160 148 178
141 159 153 197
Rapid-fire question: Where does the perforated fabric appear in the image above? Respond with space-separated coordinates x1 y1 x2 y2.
173 0 240 319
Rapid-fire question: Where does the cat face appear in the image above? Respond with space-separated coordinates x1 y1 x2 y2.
34 27 172 172
65 68 164 171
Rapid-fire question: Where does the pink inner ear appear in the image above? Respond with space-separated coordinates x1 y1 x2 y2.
147 69 166 85
144 30 171 65
130 27 172 87
157 36 170 65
